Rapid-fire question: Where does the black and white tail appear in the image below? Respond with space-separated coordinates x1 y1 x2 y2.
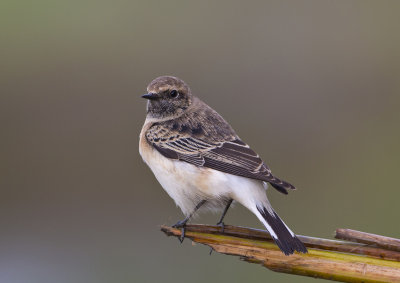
256 205 307 255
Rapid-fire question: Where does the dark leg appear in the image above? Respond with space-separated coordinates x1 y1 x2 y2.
216 199 233 233
210 199 234 255
172 200 206 243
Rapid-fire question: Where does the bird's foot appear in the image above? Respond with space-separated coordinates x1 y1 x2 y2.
209 247 214 255
216 221 225 233
172 219 188 243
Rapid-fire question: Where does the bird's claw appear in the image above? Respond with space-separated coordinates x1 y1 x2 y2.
209 247 214 255
178 227 186 243
172 219 186 228
173 220 187 243
212 221 226 254
216 221 225 233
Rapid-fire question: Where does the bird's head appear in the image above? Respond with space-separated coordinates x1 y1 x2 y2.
142 76 193 120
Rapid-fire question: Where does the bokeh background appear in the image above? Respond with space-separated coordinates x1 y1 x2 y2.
1 1 399 282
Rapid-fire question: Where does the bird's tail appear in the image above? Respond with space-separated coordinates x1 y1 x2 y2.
256 204 307 255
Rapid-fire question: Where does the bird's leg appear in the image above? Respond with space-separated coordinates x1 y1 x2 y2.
172 199 207 243
216 199 233 233
210 199 234 255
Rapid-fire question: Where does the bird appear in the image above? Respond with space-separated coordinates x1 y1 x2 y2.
139 76 307 255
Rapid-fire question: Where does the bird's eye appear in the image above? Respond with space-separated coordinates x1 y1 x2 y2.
170 90 178 98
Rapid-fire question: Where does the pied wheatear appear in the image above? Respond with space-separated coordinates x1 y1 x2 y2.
139 76 307 255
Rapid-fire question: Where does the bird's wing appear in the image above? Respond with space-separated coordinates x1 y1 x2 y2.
146 123 295 194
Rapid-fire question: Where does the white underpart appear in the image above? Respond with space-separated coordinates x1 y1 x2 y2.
140 144 283 239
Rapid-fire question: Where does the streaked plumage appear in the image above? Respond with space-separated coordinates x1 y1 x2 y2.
139 76 307 255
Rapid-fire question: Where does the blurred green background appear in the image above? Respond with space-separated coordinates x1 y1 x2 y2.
1 1 399 282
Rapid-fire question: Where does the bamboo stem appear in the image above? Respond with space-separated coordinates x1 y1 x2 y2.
161 224 400 283
177 224 400 261
336 229 400 252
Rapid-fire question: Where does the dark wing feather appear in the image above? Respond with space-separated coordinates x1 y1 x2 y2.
147 126 295 194
203 140 295 194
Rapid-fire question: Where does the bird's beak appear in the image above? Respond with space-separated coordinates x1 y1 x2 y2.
141 93 158 100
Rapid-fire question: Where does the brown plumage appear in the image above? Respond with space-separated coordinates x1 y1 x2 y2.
145 77 296 194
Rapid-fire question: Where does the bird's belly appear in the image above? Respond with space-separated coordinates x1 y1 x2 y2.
139 141 235 215
139 134 267 217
